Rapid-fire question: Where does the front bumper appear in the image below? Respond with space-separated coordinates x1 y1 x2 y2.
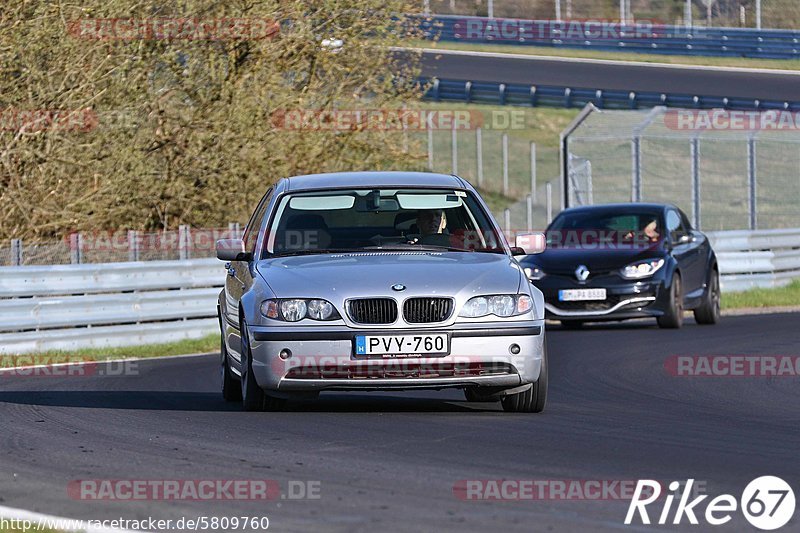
248 322 545 392
535 276 668 321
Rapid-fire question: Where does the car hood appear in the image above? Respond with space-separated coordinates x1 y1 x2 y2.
256 252 523 300
521 246 664 274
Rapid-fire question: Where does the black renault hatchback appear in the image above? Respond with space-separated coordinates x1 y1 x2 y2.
519 203 720 329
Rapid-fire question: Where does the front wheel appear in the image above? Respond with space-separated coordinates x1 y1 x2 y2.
657 273 684 329
502 343 548 413
694 269 721 325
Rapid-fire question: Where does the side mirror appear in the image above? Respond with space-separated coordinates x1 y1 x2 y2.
675 234 692 245
216 238 252 261
514 233 546 255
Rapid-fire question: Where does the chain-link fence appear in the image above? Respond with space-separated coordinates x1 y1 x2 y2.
565 106 800 231
426 0 800 30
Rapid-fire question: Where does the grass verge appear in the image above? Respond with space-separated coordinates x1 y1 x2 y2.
1 334 218 365
414 40 800 71
721 280 800 309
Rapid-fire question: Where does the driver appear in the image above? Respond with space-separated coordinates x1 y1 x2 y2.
408 209 449 246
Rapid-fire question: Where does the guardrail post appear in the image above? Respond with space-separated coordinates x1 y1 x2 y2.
628 91 637 109
691 136 701 230
464 81 472 103
546 181 553 223
69 233 82 264
631 135 642 202
426 110 434 170
179 225 190 260
476 127 483 187
564 88 572 108
748 136 758 230
451 121 458 175
499 83 507 105
526 194 533 232
11 239 22 266
432 78 440 102
128 230 140 262
530 141 537 203
530 86 538 107
502 133 509 196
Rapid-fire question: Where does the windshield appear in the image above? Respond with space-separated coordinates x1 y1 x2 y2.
547 210 663 249
263 188 505 256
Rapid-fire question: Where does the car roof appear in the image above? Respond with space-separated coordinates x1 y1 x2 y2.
559 202 673 216
280 171 468 192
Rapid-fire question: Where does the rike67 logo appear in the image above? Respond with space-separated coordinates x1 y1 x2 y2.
626 477 795 530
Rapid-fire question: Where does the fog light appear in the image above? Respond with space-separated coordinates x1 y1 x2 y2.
509 344 521 355
279 348 292 360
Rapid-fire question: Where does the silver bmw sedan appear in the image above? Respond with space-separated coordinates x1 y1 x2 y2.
216 171 547 412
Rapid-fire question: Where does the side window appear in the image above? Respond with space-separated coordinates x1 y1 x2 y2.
679 209 693 232
666 210 684 241
243 188 274 254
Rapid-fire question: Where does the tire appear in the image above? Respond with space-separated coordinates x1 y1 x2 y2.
502 342 548 413
464 387 497 403
657 273 684 329
560 320 584 330
694 268 721 325
220 328 242 402
239 318 266 411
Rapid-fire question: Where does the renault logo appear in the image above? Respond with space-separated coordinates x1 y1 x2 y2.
391 284 406 291
575 265 590 282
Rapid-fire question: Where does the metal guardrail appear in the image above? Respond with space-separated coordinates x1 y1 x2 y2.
420 15 800 59
422 77 800 112
0 258 223 355
708 229 800 291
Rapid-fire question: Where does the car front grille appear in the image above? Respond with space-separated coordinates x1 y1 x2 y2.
347 298 398 324
403 297 453 323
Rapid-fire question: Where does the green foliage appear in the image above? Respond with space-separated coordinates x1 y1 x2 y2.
0 1 425 240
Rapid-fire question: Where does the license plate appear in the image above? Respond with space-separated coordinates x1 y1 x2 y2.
354 334 449 358
559 288 607 301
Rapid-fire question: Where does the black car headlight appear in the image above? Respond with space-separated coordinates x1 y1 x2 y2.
524 265 546 281
261 299 341 321
459 294 533 318
620 259 665 280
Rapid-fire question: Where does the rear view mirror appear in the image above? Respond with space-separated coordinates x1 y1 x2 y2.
216 238 252 261
514 233 546 255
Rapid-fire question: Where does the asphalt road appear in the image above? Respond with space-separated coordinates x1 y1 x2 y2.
1 313 799 532
415 49 800 102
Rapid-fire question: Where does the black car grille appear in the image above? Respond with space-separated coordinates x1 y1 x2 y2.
403 297 453 324
347 298 398 324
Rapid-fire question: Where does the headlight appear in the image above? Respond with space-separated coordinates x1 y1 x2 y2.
621 258 665 279
524 266 546 280
459 294 533 318
260 299 340 321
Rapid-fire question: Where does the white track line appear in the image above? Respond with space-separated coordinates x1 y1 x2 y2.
0 351 215 374
402 46 800 76
0 504 138 533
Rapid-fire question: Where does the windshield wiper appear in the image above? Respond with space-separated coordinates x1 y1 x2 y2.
270 248 365 257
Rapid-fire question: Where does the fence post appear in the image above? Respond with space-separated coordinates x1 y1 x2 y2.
546 181 553 223
488 0 494 19
691 136 701 230
427 110 434 171
179 224 190 260
530 141 537 204
504 208 511 239
69 233 82 264
756 0 762 30
555 0 561 21
685 0 693 27
451 121 458 175
526 194 533 232
476 127 483 188
748 136 757 230
128 230 139 262
631 134 642 202
228 222 241 240
11 238 22 266
502 133 509 196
